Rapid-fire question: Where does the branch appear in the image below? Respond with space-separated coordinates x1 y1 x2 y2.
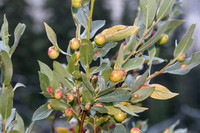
51 111 58 133
78 111 87 133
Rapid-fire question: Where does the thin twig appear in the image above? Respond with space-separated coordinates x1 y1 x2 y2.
78 111 87 133
75 80 81 106
87 0 95 40
122 21 158 65
51 111 58 133
146 58 177 81
93 115 97 133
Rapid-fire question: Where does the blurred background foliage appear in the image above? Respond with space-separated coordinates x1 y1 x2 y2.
0 0 200 132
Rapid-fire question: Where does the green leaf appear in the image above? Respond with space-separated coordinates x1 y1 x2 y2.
142 55 165 65
50 99 69 112
0 41 10 51
81 20 105 39
140 0 158 27
72 6 88 28
113 125 127 133
25 122 35 133
38 61 53 81
91 58 110 74
9 130 20 133
166 51 200 75
12 113 25 133
91 106 108 114
67 53 80 77
104 103 121 115
0 84 14 119
173 24 196 58
32 104 53 121
38 72 51 92
93 42 117 61
96 116 110 127
138 20 184 52
53 61 72 80
81 0 91 7
130 70 149 93
174 129 188 133
80 39 93 66
124 33 136 55
148 46 156 65
43 22 57 44
97 85 116 97
81 72 95 94
43 22 59 51
148 46 156 74
98 76 105 91
136 11 146 38
9 23 26 56
122 57 144 71
165 120 180 133
40 92 54 99
52 70 60 93
164 20 185 34
53 61 74 89
5 109 16 128
113 103 138 116
101 67 112 84
114 43 124 70
150 84 179 100
103 25 139 42
13 83 26 91
0 15 9 46
157 0 175 21
126 104 148 113
131 87 154 103
82 88 94 104
97 89 131 103
0 50 13 85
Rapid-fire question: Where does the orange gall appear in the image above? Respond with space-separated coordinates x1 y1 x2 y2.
114 111 126 122
94 34 106 46
134 93 139 98
109 69 123 82
75 51 80 61
65 107 73 117
70 38 80 50
48 46 59 59
157 33 168 45
139 84 150 89
94 103 104 107
54 90 63 99
71 0 81 8
66 94 74 102
177 54 186 61
130 127 142 133
85 103 91 110
181 64 188 69
47 87 53 94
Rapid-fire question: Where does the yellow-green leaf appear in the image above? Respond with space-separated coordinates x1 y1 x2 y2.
150 84 179 100
0 50 13 85
9 23 26 56
114 43 124 70
0 84 14 119
0 15 9 46
44 22 60 51
102 25 139 42
104 103 121 115
49 99 69 112
80 39 93 66
126 104 148 113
